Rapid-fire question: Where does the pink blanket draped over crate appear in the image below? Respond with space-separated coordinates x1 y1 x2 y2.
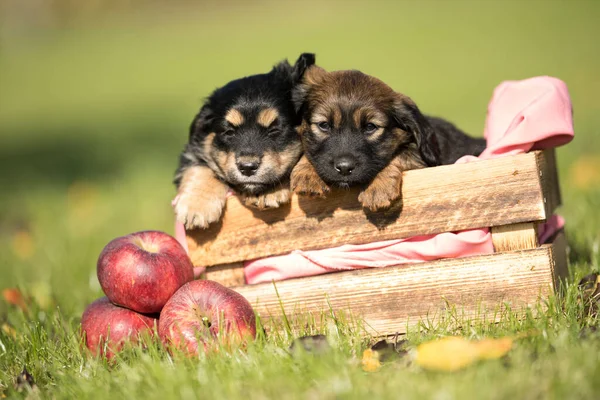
174 76 574 284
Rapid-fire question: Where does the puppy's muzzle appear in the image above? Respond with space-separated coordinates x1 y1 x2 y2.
334 155 357 176
236 156 261 177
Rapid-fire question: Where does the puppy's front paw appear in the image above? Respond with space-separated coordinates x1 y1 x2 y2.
358 181 401 211
174 165 229 229
241 187 291 210
290 161 330 198
174 192 226 229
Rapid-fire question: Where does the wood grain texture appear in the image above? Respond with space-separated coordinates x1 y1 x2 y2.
204 262 246 287
188 151 552 267
491 223 539 252
537 148 562 217
232 239 561 336
549 230 568 292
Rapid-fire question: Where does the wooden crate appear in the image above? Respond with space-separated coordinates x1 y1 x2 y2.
184 149 568 336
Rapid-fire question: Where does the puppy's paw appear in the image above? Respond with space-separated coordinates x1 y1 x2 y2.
174 192 226 229
174 165 229 229
358 181 401 211
241 187 291 210
290 161 330 198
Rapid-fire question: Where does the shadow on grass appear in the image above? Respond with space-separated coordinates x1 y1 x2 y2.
0 121 185 193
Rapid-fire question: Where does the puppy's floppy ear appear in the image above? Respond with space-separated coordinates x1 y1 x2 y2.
392 96 441 167
291 53 316 83
291 64 327 113
189 104 213 141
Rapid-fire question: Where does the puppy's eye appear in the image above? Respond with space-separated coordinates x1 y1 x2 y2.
267 127 280 137
364 123 379 134
222 129 235 137
317 122 330 132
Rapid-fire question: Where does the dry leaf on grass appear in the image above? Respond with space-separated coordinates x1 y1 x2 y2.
2 288 28 312
472 338 514 360
361 349 382 372
414 336 513 372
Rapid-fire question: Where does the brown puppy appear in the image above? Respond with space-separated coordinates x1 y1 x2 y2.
290 66 486 211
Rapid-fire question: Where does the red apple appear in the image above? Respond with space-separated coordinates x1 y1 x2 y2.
81 297 158 359
97 230 194 314
158 280 256 354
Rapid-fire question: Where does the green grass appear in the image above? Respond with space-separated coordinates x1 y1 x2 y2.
1 0 600 398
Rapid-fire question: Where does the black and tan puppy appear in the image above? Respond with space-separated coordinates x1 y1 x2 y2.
290 66 486 211
174 53 315 229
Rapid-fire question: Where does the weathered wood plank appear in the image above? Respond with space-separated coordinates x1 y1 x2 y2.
232 240 560 336
537 149 562 218
549 230 568 292
204 262 246 286
491 223 539 252
188 151 552 267
206 221 544 288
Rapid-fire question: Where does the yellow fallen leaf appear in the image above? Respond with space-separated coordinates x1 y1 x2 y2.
473 338 513 360
415 337 479 372
415 336 513 372
361 349 382 372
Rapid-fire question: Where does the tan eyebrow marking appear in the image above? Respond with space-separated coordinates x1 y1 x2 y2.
332 107 342 129
310 113 329 124
353 108 362 127
365 127 386 142
225 109 244 126
257 108 279 128
310 123 329 141
353 108 388 129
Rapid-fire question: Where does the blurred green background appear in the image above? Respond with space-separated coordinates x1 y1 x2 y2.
1 0 599 315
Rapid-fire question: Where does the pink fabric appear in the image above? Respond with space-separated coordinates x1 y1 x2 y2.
174 76 574 283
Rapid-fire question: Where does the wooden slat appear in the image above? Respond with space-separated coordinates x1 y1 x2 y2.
204 262 246 286
537 149 562 218
491 222 539 252
187 151 552 267
549 230 568 292
233 239 562 336
206 221 544 288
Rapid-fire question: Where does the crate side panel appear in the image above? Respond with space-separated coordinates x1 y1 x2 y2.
233 245 555 336
189 152 547 267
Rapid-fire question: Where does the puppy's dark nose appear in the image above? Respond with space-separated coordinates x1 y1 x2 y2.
334 156 356 176
237 161 260 176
